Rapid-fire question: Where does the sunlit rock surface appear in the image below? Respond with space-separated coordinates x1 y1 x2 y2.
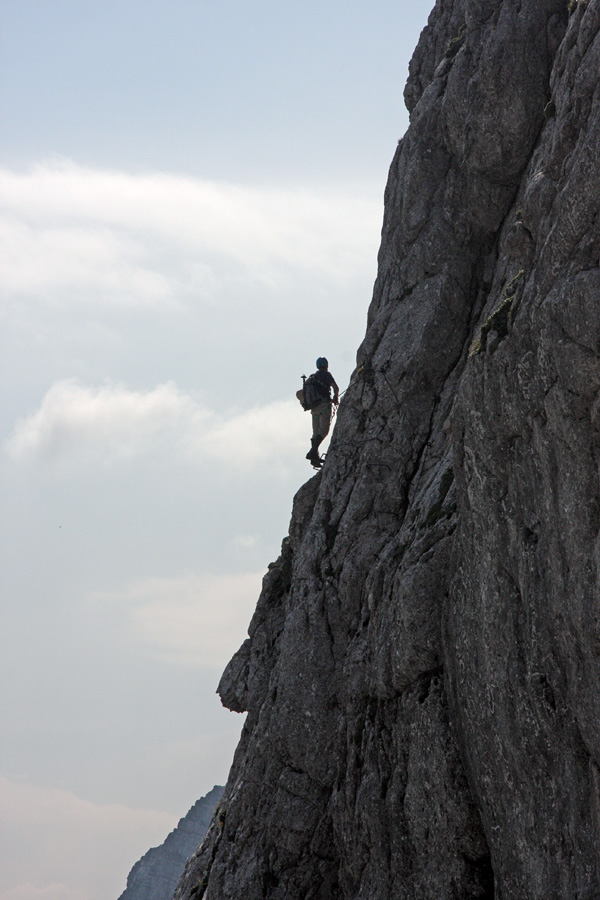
173 1 600 897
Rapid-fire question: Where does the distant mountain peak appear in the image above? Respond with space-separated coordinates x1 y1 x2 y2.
117 785 223 900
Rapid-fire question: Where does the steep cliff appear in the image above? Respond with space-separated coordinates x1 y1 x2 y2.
118 786 223 900
173 1 600 898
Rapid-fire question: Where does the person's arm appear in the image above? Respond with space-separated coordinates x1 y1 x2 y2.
332 378 340 405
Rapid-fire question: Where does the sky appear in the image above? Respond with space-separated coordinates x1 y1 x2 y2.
0 2 432 898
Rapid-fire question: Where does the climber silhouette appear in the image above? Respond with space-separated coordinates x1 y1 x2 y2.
299 357 339 468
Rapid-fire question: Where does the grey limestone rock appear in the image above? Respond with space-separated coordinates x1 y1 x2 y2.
173 1 600 898
117 786 223 900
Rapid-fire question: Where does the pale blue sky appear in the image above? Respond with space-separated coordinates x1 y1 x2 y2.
2 0 422 181
0 2 432 899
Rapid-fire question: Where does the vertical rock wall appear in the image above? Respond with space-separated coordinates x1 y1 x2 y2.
447 1 600 894
173 1 600 898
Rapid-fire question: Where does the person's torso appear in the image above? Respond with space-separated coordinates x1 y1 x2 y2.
313 369 333 400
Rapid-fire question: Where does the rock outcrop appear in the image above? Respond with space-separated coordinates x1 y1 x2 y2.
117 786 223 900
173 1 600 898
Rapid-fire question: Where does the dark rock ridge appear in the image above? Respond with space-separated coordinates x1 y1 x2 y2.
117 786 223 900
173 1 600 897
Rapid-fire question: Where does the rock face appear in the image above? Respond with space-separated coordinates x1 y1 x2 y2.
173 1 600 898
117 786 223 900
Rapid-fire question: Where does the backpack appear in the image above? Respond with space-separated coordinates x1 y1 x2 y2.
298 374 327 411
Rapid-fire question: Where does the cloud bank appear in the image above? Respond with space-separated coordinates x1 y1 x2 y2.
5 379 307 472
1 160 380 310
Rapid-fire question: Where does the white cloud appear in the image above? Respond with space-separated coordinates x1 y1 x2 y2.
5 380 196 465
5 379 307 472
232 533 260 549
1 218 174 307
182 396 307 469
0 159 380 309
93 571 263 668
0 776 177 900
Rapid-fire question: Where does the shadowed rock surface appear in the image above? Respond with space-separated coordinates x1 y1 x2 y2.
173 1 600 897
117 786 223 900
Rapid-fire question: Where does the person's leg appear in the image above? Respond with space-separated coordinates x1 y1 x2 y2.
315 403 332 442
306 403 331 461
307 413 321 460
306 434 322 460
323 412 331 438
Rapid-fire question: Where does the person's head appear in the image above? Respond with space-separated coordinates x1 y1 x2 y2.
316 357 328 370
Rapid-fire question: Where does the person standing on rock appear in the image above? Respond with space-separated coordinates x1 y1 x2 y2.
299 357 339 468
